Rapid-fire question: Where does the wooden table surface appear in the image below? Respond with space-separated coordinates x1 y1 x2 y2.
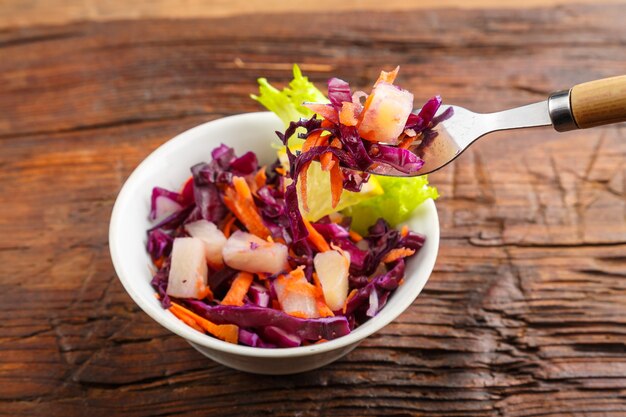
2 2 626 416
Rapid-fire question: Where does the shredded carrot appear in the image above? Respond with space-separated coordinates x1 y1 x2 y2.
153 256 165 269
169 306 204 332
179 176 193 191
302 131 319 152
299 161 312 212
303 103 339 124
357 91 375 130
290 266 306 279
230 224 241 235
329 159 343 209
320 151 334 171
383 247 416 263
374 66 399 86
275 268 326 319
312 272 334 317
348 230 363 242
314 338 329 344
343 289 358 314
275 166 286 176
339 102 361 126
223 176 271 239
257 272 271 281
195 279 214 301
302 131 324 152
303 218 331 252
321 119 334 128
397 134 414 150
170 302 238 344
220 213 234 228
221 272 254 306
233 176 253 200
254 166 267 191
222 214 237 238
179 176 194 201
319 139 341 172
401 225 409 237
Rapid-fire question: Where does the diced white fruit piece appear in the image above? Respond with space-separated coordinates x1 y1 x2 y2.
184 220 226 268
167 237 209 299
154 196 182 223
357 82 414 144
314 250 350 311
274 272 319 318
222 231 288 274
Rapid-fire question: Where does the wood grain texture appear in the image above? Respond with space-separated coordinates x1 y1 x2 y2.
2 0 626 29
1 4 626 416
572 76 626 128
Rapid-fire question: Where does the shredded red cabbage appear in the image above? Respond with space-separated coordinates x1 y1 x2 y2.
366 143 425 174
405 95 442 131
229 151 258 175
275 71 446 241
145 77 432 347
248 283 271 308
184 301 351 341
327 77 353 109
149 187 184 221
260 326 302 348
146 144 426 346
147 229 173 260
344 259 405 316
238 329 276 348
341 169 370 192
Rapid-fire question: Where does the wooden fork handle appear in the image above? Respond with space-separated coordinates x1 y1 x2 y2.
570 75 626 129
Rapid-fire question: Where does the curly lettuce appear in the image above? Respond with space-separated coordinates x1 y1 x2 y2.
251 64 329 127
252 65 439 235
342 175 439 234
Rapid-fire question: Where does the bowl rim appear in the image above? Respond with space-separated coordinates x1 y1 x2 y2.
109 111 439 358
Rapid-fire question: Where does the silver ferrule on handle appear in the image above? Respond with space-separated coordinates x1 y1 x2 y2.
548 89 578 132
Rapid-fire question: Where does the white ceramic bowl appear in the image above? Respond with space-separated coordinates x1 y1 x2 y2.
109 112 439 375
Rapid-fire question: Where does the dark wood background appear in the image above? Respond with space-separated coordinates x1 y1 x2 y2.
1 3 626 416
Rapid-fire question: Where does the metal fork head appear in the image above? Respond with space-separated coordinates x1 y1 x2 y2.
367 105 466 177
367 100 552 177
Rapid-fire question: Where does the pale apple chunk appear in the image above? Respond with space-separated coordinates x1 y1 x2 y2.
166 237 209 299
184 220 227 268
357 83 414 144
313 250 350 311
274 272 320 319
222 231 288 275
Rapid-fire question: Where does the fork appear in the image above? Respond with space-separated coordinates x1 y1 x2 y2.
371 75 626 176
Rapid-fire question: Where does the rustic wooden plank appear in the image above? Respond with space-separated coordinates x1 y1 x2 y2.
1 0 624 29
1 6 626 139
1 3 625 417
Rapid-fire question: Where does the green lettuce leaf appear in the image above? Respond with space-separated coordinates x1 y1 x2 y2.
251 64 329 127
342 175 439 234
251 65 439 234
